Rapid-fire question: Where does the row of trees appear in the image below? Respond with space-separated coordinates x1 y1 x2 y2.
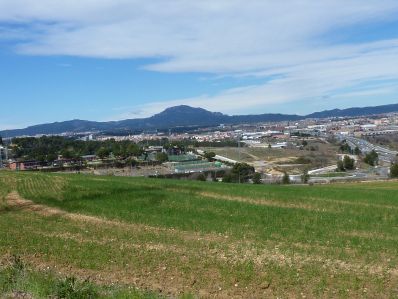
138 138 239 149
220 163 298 185
10 136 143 162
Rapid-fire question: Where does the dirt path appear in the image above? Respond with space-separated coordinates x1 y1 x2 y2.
5 191 225 243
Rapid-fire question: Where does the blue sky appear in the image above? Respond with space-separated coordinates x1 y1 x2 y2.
1 1 398 130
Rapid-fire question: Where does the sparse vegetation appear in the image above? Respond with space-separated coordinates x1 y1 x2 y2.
0 255 157 298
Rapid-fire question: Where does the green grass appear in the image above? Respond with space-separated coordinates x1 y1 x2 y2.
1 171 398 298
0 255 159 299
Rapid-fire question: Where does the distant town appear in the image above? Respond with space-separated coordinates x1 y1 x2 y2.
2 108 398 184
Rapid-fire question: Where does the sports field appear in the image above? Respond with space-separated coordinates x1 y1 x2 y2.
1 171 398 298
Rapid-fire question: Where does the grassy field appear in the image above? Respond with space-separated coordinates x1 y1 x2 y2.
1 171 398 298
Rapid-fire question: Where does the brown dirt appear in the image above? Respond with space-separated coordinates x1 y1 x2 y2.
340 231 398 241
198 191 332 212
307 196 398 211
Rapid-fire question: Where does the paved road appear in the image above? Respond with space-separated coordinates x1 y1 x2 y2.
342 136 397 163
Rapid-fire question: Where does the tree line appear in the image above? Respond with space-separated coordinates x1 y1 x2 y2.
10 136 143 162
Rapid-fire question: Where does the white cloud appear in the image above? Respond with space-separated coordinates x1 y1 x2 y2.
1 0 398 116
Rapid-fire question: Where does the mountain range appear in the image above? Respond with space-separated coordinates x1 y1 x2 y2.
2 103 398 138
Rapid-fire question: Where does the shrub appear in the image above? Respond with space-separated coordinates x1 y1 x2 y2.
390 163 398 178
301 169 310 183
222 173 234 183
252 172 262 184
282 172 290 184
364 150 378 166
155 152 168 163
197 173 206 181
295 156 312 164
231 163 255 183
54 276 98 299
343 155 355 170
204 152 216 161
337 160 345 172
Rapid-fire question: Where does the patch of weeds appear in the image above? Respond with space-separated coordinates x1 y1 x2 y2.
0 255 26 293
0 196 10 212
179 294 195 299
53 276 98 299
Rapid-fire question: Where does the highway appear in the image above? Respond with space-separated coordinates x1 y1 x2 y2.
343 136 397 163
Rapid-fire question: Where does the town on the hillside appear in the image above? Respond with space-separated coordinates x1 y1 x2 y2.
2 111 398 184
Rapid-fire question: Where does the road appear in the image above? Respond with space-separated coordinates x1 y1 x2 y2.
343 136 397 163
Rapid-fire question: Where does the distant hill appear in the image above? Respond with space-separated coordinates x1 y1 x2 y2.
306 103 398 118
1 103 398 137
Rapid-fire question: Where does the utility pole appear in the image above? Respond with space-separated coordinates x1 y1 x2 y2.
237 133 241 162
237 133 241 183
0 147 3 168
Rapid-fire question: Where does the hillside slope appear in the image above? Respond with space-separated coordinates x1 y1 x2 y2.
1 172 398 298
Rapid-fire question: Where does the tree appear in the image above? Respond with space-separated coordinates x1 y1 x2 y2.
61 149 74 159
282 172 290 184
390 162 398 178
96 147 110 160
0 136 3 145
390 163 398 178
302 140 308 147
301 169 310 183
46 153 58 162
343 155 355 170
197 173 206 181
127 144 143 157
354 146 361 155
364 150 378 166
126 158 137 168
339 142 352 154
204 151 216 161
222 163 254 183
222 173 234 183
252 172 262 184
155 152 168 163
337 160 345 172
231 163 255 183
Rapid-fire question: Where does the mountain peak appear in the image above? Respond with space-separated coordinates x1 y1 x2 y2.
158 105 219 114
2 103 398 137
